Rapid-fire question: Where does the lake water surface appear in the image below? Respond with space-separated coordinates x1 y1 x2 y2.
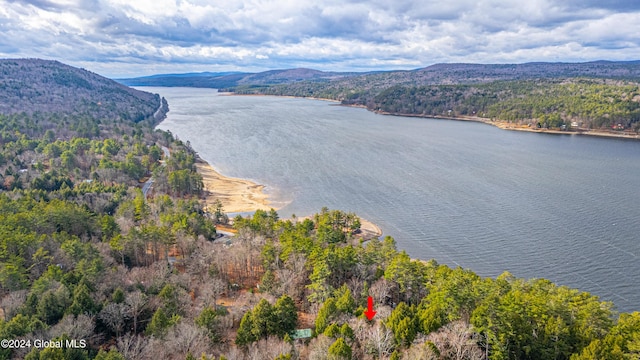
149 87 640 312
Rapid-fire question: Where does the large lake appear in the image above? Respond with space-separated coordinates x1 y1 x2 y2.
149 87 640 312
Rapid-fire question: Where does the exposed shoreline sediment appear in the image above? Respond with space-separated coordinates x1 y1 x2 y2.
195 159 273 213
195 159 383 238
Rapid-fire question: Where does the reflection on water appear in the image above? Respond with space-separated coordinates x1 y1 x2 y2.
149 87 640 312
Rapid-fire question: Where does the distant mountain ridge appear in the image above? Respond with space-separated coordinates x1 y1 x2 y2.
117 71 247 87
234 68 365 84
117 60 640 89
282 61 640 94
135 71 244 79
0 58 163 122
117 67 372 88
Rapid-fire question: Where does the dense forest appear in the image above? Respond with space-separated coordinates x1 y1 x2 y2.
1 59 639 360
0 60 162 122
218 63 640 132
232 78 640 131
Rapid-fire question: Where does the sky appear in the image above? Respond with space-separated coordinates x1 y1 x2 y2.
1 0 640 78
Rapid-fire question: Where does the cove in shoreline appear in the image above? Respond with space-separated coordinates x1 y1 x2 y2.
196 158 384 238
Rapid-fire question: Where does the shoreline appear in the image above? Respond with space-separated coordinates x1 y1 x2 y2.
195 158 274 213
225 92 640 141
357 218 383 239
295 216 383 240
195 157 383 239
371 110 640 140
220 92 342 103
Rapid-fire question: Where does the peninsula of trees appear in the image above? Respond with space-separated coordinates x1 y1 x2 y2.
1 59 639 360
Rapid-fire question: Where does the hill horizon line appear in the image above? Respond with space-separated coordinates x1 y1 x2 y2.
115 59 640 80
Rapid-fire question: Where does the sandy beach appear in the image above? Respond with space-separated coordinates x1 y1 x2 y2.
196 157 384 238
358 218 383 239
196 160 273 213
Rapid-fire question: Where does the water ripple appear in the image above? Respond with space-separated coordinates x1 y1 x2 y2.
151 87 640 312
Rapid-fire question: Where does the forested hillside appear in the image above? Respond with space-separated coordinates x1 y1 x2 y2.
118 68 362 88
228 62 640 132
117 72 248 88
222 209 640 360
370 79 640 130
0 60 213 359
0 59 160 122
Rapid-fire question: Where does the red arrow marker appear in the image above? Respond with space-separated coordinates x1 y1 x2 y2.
364 296 376 320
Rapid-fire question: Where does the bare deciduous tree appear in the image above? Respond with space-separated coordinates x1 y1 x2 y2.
150 261 172 283
223 346 245 360
369 278 395 306
48 314 96 340
212 242 263 287
347 277 364 303
115 213 136 234
276 268 295 297
126 263 169 291
277 253 308 302
402 341 439 360
126 290 148 334
351 319 394 360
99 303 130 337
0 290 27 320
308 334 333 360
164 321 210 359
247 336 292 360
200 277 227 308
187 250 212 283
117 333 150 360
175 230 198 260
96 265 129 303
218 307 240 334
367 322 395 359
426 320 484 360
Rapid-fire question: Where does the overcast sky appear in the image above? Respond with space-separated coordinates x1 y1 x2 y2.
1 0 640 78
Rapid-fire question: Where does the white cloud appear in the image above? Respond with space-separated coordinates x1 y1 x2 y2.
105 0 179 24
1 0 640 77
